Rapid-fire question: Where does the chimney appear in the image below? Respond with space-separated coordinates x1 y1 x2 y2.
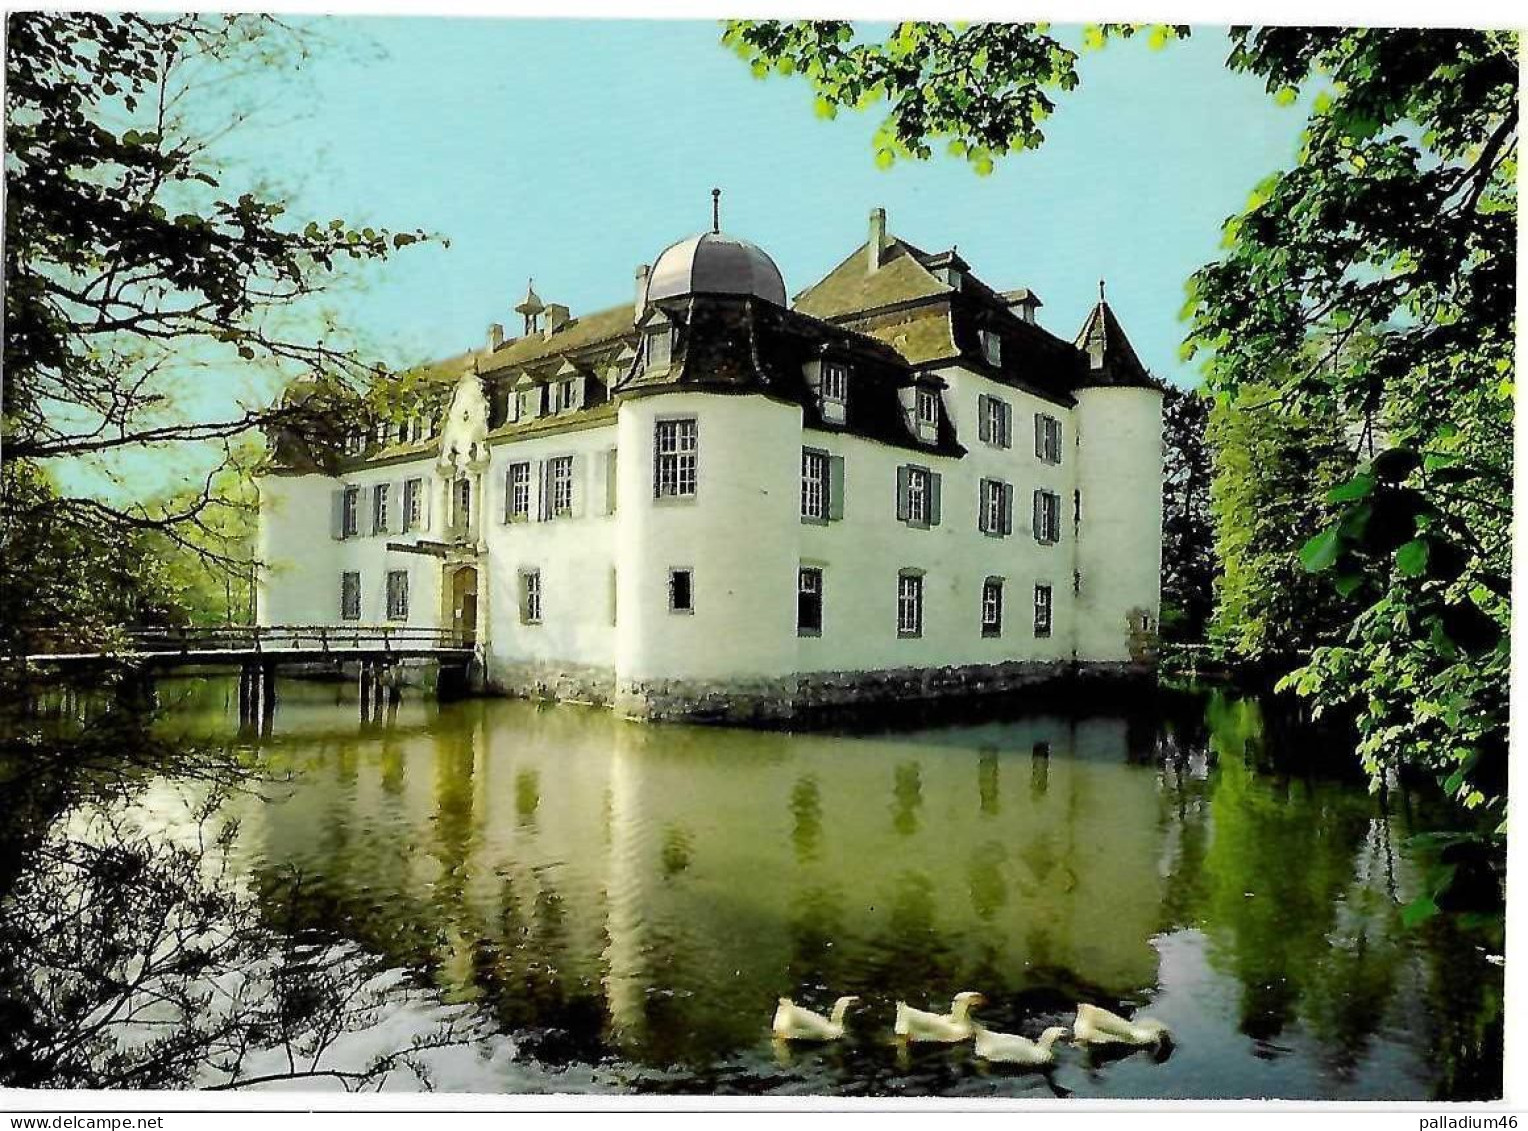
634 263 651 321
543 303 571 338
868 207 888 273
487 322 504 350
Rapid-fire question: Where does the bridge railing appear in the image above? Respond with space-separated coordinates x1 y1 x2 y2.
123 624 471 655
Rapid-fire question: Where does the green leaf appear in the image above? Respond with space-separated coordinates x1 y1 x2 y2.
1326 475 1374 503
1300 527 1342 573
1395 538 1429 577
1401 895 1439 928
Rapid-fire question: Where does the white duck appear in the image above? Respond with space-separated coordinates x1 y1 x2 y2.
772 995 859 1041
894 991 986 1043
973 1024 1070 1067
1072 1003 1170 1047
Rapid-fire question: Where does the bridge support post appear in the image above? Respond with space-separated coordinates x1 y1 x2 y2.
261 661 276 724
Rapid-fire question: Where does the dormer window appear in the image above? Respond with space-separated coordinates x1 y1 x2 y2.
645 326 672 369
916 388 940 441
980 329 1002 367
557 377 576 412
820 361 849 425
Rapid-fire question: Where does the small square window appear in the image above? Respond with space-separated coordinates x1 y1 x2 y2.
820 362 848 424
654 419 698 499
982 578 1004 638
917 388 939 427
1034 584 1053 638
385 570 409 621
801 449 828 521
798 567 823 636
372 483 389 535
668 568 693 614
505 462 531 521
898 572 924 638
520 570 542 625
549 455 574 516
1036 414 1063 464
1033 490 1061 544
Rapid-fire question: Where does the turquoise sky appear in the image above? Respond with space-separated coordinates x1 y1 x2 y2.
237 19 1307 390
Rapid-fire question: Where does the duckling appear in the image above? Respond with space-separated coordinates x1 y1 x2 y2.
893 991 986 1043
772 995 859 1041
974 1024 1070 1067
1072 1003 1170 1048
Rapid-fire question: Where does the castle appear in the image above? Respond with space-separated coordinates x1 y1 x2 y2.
257 206 1164 723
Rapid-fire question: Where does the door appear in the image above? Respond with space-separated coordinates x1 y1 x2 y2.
450 566 479 647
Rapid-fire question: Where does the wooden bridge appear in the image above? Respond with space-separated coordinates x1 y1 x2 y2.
15 624 474 667
11 624 477 724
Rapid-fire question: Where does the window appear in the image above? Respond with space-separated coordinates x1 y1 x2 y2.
520 569 542 624
386 570 409 621
1035 413 1063 464
560 379 576 412
505 462 531 521
1033 490 1061 544
403 478 423 532
372 483 389 535
1034 584 1053 638
980 328 1002 367
340 571 361 620
897 464 939 528
549 456 574 516
342 486 359 538
645 326 672 368
668 568 693 614
979 479 1013 537
897 572 924 638
982 578 1004 638
820 362 848 424
654 418 698 499
979 395 1011 448
917 388 939 428
798 567 823 636
801 449 827 521
453 477 472 534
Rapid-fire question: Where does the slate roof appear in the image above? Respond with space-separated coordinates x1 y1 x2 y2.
1073 300 1162 390
792 239 950 320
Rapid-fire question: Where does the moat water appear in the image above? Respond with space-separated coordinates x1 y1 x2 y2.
0 676 1504 1098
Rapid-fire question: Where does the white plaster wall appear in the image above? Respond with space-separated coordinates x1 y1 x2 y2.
256 460 444 633
477 422 619 676
796 367 1079 673
614 393 801 681
1072 386 1164 661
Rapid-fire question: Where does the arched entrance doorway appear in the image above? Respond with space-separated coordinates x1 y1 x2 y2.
448 565 479 647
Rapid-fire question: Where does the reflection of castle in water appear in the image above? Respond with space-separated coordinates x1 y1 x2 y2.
219 685 1480 1095
239 696 1179 1065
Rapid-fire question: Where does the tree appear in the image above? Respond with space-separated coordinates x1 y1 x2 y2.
725 22 1515 904
3 12 426 645
1206 383 1360 667
1159 384 1215 643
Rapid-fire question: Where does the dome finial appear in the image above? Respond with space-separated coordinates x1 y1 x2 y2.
1099 278 1106 303
711 188 721 234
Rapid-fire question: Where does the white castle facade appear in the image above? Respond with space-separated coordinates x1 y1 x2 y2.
256 208 1164 723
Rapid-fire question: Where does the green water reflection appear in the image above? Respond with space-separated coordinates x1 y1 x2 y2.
146 678 1500 1099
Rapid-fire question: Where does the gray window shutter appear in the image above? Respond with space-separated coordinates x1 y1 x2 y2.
571 376 587 410
929 471 942 526
357 486 373 537
978 395 991 444
978 478 990 533
536 460 549 521
570 453 586 517
1002 482 1014 536
1033 490 1044 540
827 455 846 521
330 489 345 540
420 479 433 533
387 482 402 534
1035 414 1045 458
896 465 910 521
503 465 514 523
605 448 619 515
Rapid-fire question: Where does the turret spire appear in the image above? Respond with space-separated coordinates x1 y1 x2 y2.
711 187 721 234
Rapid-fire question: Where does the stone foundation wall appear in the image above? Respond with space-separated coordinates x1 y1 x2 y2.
475 656 1155 724
487 658 617 708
